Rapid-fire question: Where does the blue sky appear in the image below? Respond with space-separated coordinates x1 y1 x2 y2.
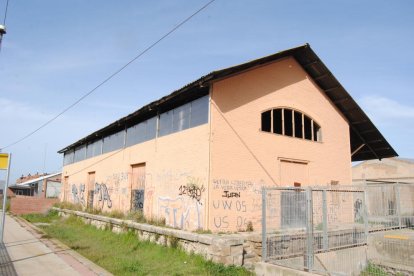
0 0 413 182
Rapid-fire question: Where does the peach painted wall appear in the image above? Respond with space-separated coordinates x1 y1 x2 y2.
61 56 354 232
209 57 352 232
61 124 210 230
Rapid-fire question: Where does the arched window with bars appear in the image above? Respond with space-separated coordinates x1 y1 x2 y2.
261 108 321 142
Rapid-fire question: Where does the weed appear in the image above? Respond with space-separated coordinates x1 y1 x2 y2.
193 228 212 234
168 235 180 249
315 223 323 231
246 221 254 232
53 202 83 211
21 209 59 223
126 210 145 223
360 263 388 276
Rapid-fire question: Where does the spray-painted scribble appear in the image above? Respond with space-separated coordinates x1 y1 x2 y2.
178 184 205 204
132 189 144 211
158 196 203 230
71 184 85 206
354 199 363 221
95 183 112 209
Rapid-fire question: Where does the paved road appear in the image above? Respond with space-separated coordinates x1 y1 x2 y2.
2 214 112 276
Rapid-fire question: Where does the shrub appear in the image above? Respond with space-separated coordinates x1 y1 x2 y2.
246 221 254 232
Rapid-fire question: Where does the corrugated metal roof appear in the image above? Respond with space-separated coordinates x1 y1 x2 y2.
58 44 397 161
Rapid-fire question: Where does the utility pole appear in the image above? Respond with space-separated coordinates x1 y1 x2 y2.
0 24 5 52
0 153 11 242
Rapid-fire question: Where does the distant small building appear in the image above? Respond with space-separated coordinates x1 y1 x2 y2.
9 173 62 198
353 158 414 184
0 180 4 194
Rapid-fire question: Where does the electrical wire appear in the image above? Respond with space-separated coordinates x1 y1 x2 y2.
2 0 9 25
0 0 10 53
0 0 216 151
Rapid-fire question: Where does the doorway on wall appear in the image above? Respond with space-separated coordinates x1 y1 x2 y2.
87 172 95 209
279 159 309 228
279 159 309 186
131 163 146 212
63 176 69 201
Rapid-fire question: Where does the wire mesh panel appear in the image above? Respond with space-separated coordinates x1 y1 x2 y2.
262 183 414 275
397 184 414 229
262 188 310 271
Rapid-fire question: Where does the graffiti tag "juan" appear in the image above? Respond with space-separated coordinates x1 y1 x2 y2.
222 191 241 198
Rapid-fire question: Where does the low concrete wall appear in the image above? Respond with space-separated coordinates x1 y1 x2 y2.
10 196 59 215
368 229 414 274
255 262 317 276
55 208 247 266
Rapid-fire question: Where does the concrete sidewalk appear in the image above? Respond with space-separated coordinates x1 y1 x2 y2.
2 214 112 276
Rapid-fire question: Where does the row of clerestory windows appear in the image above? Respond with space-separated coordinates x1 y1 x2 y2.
63 95 209 166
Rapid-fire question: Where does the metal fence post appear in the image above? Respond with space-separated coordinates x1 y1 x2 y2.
262 187 267 261
305 187 314 271
362 182 369 241
395 183 402 229
322 188 328 251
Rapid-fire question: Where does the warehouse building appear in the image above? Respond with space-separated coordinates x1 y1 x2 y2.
58 44 397 231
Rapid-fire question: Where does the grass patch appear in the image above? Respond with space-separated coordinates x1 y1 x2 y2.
21 213 252 276
360 263 388 276
21 209 59 223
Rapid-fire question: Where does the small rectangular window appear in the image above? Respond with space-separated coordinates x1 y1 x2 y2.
74 145 86 162
304 116 312 140
313 122 321 142
173 103 190 132
284 109 293 136
190 96 209 127
273 109 282 134
126 122 145 147
159 110 173 137
63 150 74 166
294 111 303 138
146 117 157 140
103 130 125 153
261 110 271 132
86 139 102 158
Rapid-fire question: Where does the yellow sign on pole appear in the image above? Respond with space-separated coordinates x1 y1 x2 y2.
0 153 9 170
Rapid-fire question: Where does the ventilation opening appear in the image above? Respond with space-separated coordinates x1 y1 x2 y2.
261 110 271 132
284 109 293 136
273 109 282 134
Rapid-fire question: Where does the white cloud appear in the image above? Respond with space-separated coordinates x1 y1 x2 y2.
358 95 414 121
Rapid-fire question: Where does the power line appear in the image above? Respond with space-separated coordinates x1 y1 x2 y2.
2 0 9 25
0 0 216 151
0 0 9 52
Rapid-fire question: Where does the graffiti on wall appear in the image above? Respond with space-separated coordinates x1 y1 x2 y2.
156 170 191 187
105 172 129 194
211 178 266 230
158 196 203 229
157 175 205 230
178 177 205 204
132 189 144 211
71 184 85 206
95 183 112 209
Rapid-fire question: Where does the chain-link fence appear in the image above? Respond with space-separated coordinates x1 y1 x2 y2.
262 183 414 275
